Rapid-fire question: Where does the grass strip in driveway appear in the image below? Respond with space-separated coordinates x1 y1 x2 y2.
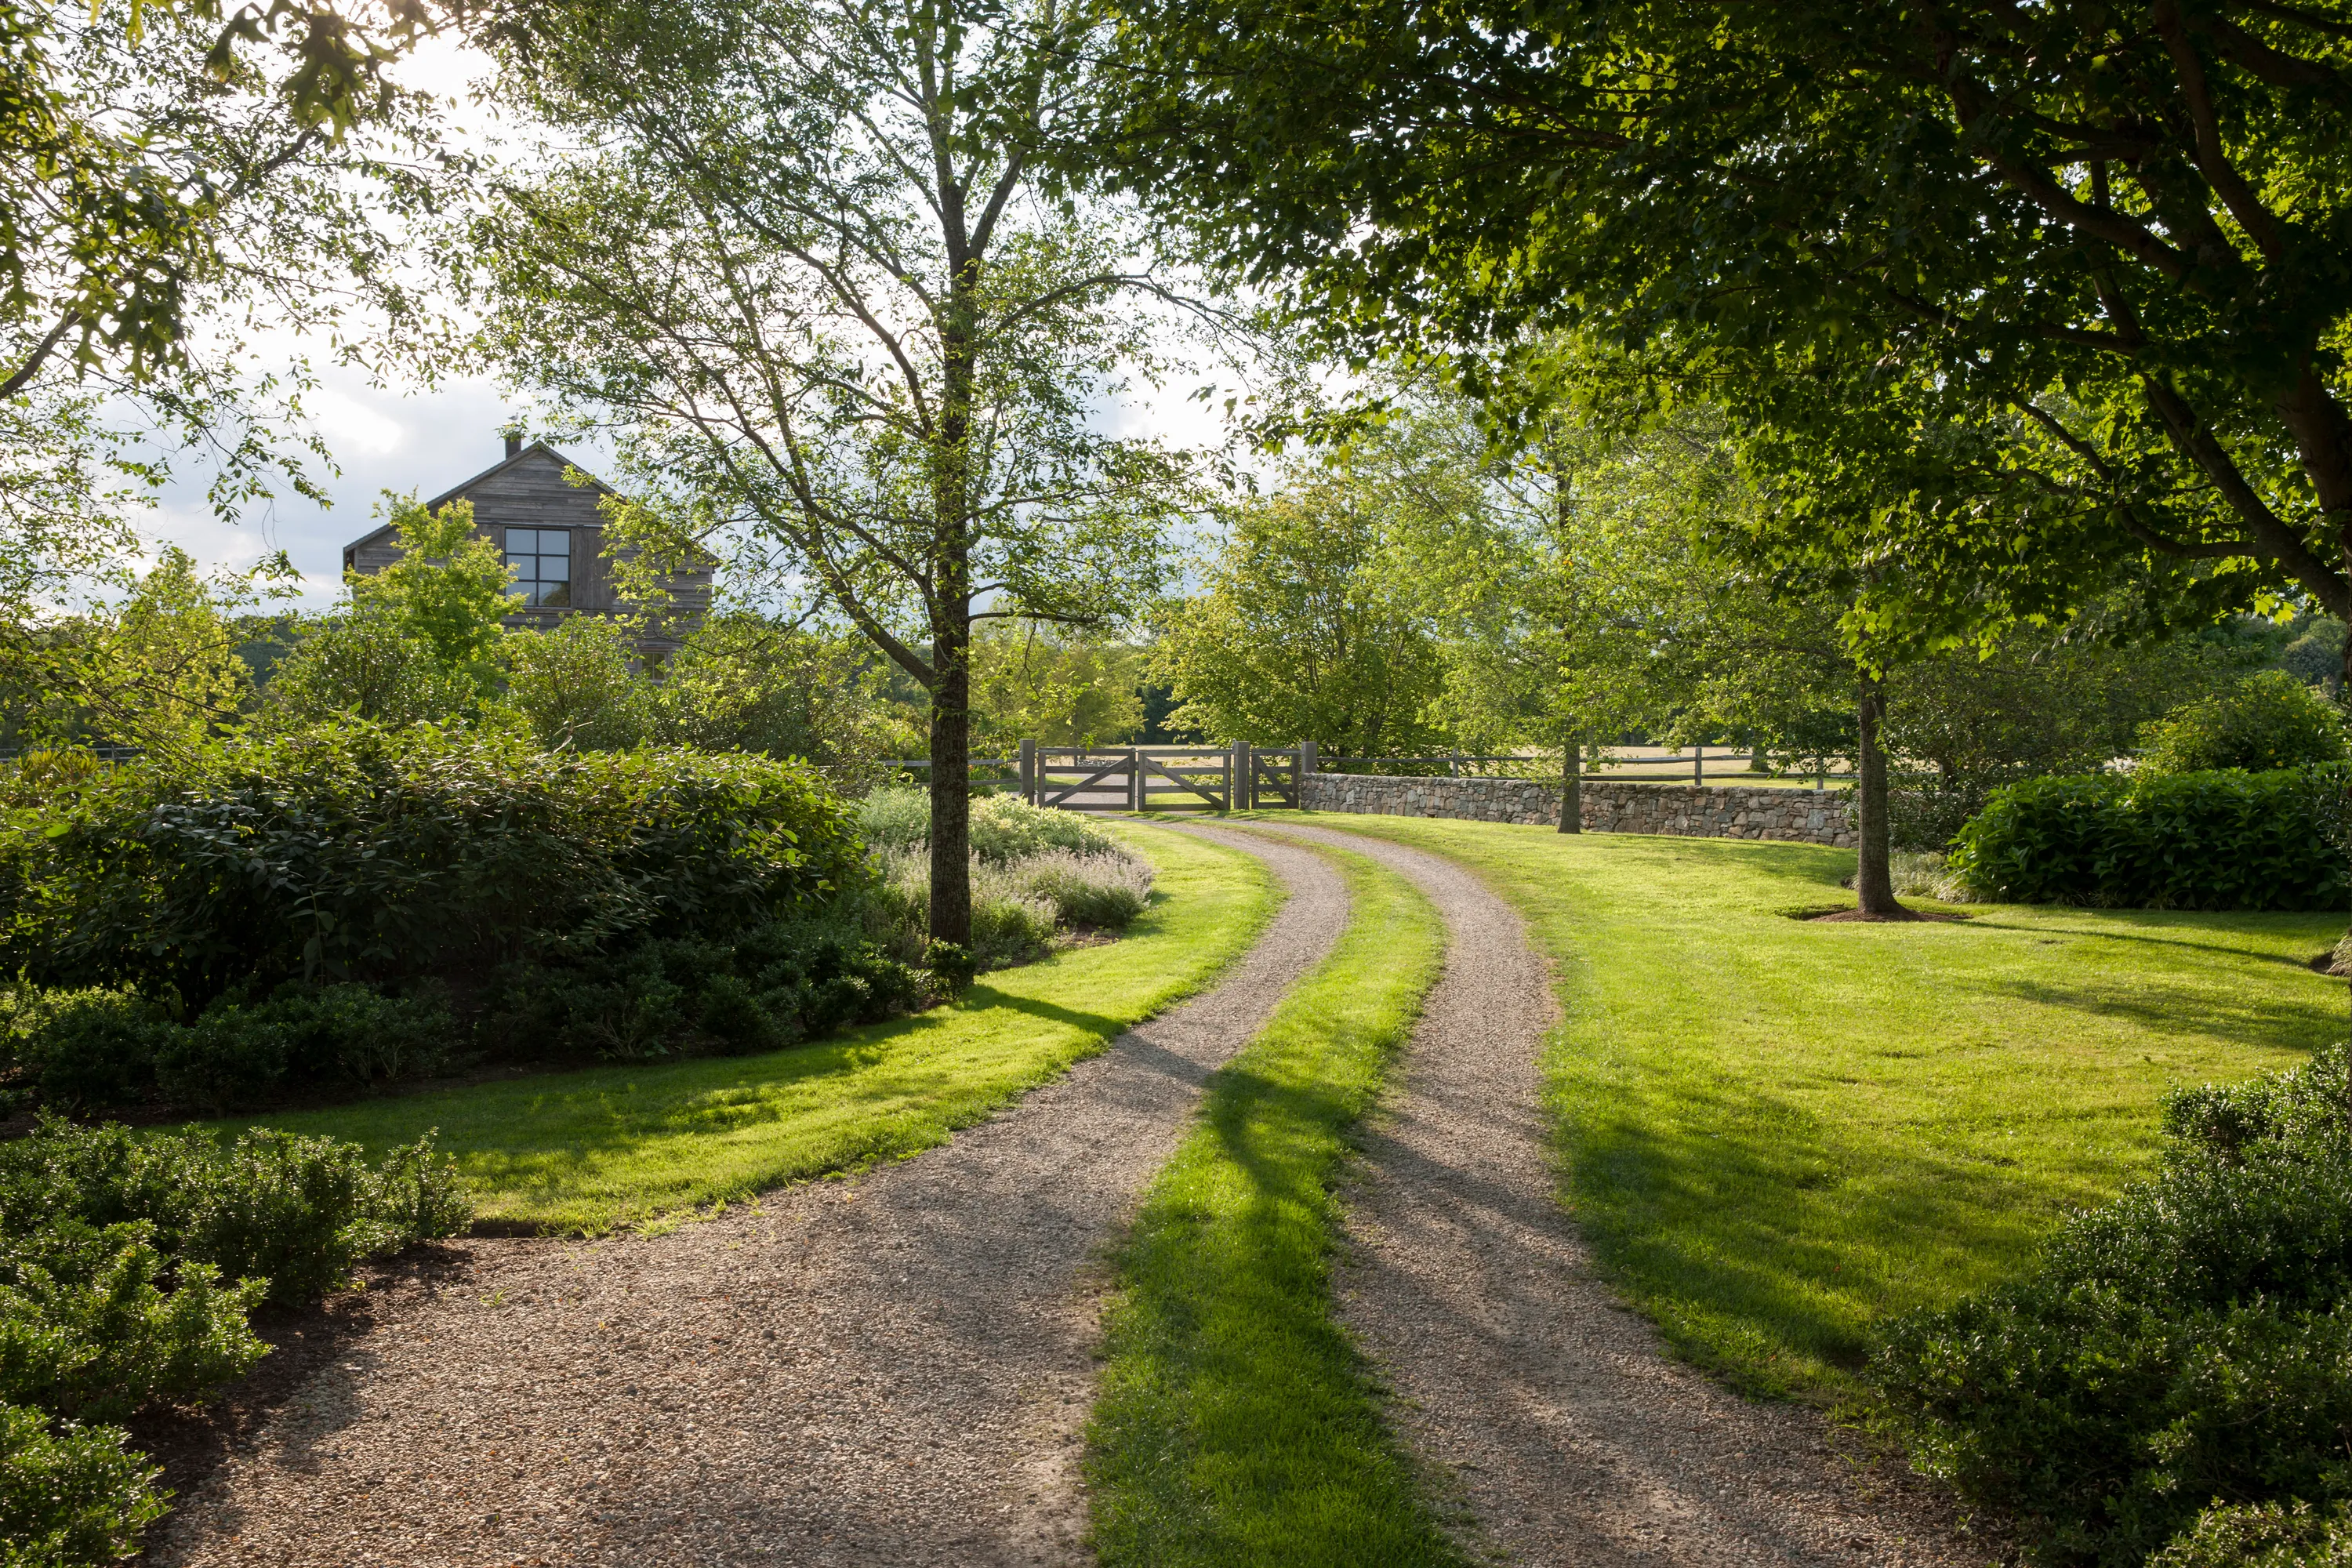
1258 811 2344 1406
231 820 1274 1234
1088 838 1461 1568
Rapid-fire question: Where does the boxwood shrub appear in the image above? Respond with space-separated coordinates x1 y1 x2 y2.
1875 1046 2352 1566
1947 765 2348 910
0 1116 467 1563
0 720 865 1007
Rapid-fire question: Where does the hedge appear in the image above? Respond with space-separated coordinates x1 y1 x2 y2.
1875 1047 2352 1566
0 720 865 1007
1947 765 2348 911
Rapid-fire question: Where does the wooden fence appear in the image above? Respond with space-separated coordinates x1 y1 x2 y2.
877 739 1857 810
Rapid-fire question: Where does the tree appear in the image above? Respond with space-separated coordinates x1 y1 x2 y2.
655 613 910 775
503 615 652 752
969 621 1145 750
347 497 514 691
258 616 477 731
467 0 1194 945
0 0 453 746
1154 469 1450 754
1092 0 2352 679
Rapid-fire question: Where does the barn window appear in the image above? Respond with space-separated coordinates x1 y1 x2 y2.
504 528 572 607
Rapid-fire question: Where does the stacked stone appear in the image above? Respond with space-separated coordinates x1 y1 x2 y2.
1296 774 1857 848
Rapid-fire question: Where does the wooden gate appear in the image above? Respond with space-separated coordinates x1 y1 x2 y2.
1020 744 1303 813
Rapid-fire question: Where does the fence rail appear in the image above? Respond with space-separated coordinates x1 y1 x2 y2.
872 740 1856 813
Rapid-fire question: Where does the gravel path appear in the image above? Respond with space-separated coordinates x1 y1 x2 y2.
147 824 1348 1568
1244 822 1993 1568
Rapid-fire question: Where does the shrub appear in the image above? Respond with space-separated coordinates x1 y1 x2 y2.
485 920 923 1062
502 615 652 753
5 982 460 1116
257 613 477 732
2138 670 2347 776
1874 1046 2352 1566
0 1404 165 1566
0 1117 467 1563
1002 848 1154 928
0 1223 267 1421
867 847 1065 969
855 785 1120 862
1886 774 2005 851
4 993 165 1112
0 720 863 1007
1947 765 2347 910
0 1118 470 1306
2151 1501 2352 1566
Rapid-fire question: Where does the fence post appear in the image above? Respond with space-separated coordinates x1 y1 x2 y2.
1019 739 1036 806
1449 750 1461 779
1298 741 1316 811
1129 746 1144 812
1814 755 1826 792
1229 742 1244 811
1694 745 1704 786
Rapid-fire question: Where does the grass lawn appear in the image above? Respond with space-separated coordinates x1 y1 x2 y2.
1088 837 1460 1568
1262 811 2346 1406
231 821 1275 1233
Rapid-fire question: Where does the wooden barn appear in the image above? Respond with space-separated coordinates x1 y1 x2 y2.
339 435 709 646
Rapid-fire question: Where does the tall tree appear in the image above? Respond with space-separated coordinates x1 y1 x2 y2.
1152 452 1451 754
0 0 454 746
1090 0 2352 674
470 0 1192 945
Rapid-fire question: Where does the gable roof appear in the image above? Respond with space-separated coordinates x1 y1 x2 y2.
340 441 616 560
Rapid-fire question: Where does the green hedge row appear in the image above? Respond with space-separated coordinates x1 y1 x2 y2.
0 721 865 1007
1947 766 2348 911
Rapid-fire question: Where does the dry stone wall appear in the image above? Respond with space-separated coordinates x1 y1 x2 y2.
1297 772 1858 848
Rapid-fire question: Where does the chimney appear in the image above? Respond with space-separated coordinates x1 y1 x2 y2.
503 430 524 459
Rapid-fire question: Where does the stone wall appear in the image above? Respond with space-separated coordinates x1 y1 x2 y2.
1297 772 1857 848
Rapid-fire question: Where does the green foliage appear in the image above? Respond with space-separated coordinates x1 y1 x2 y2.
970 620 1144 750
0 1115 466 1563
1092 0 2352 659
1950 769 2349 911
2151 1501 2352 1567
654 614 905 773
0 720 861 1007
346 497 516 689
503 613 651 752
2139 672 2348 777
0 1222 267 1422
4 983 457 1116
856 786 1120 863
0 1403 165 1568
1875 1046 2352 1566
1154 477 1449 753
484 923 921 1061
0 1117 470 1308
258 614 477 731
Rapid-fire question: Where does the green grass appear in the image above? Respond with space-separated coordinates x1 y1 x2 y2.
233 821 1276 1233
1260 811 2346 1406
1088 838 1463 1568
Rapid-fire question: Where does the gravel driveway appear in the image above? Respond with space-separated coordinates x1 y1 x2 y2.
1244 822 1994 1568
147 823 1348 1568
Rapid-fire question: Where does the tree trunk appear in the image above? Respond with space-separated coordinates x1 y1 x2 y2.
927 251 979 948
1559 734 1581 833
927 606 973 946
1855 673 1904 917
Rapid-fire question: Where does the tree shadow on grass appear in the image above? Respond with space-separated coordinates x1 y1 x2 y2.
1977 974 2341 1048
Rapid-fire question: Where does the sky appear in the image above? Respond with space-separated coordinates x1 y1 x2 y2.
137 32 1246 608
